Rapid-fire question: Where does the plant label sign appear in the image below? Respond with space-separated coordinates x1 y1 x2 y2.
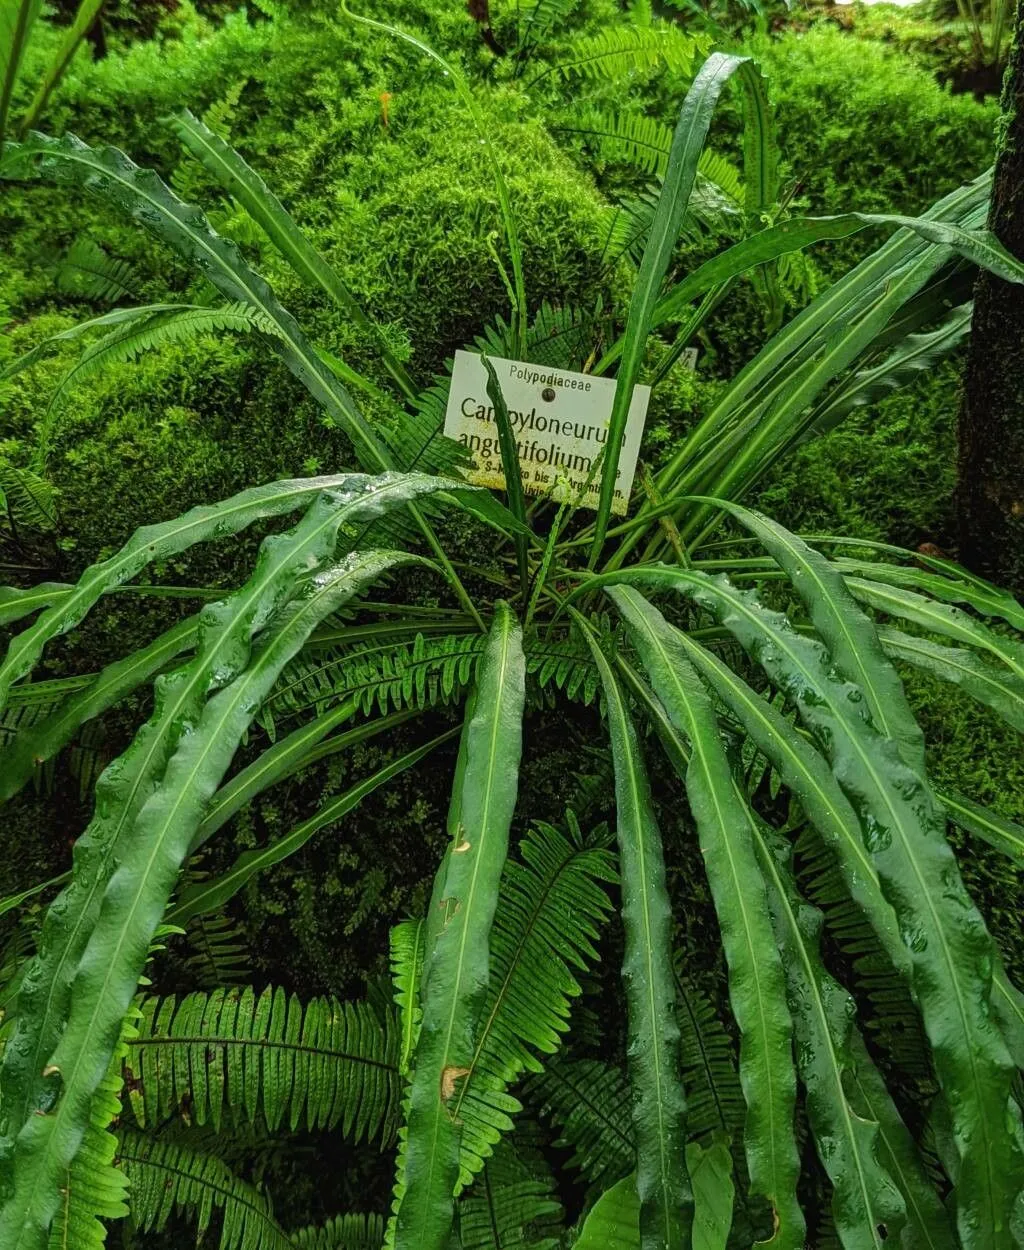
442 351 651 515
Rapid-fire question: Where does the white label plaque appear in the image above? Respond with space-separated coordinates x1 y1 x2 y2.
442 351 651 515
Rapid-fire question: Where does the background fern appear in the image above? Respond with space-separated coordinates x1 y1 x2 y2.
118 1129 293 1250
524 1058 635 1188
49 237 138 303
289 1212 388 1250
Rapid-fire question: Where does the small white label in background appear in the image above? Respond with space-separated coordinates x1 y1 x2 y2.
442 351 651 516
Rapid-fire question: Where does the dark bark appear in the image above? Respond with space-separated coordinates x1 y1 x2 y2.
957 0 1024 591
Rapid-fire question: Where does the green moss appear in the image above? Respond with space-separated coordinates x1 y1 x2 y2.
754 358 962 547
904 667 1024 973
753 25 998 219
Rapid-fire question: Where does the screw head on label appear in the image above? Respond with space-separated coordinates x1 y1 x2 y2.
541 387 556 402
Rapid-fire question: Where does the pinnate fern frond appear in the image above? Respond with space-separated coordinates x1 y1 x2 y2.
525 1057 634 1188
117 1128 293 1250
181 905 252 988
533 26 704 84
127 986 401 1140
51 237 138 302
47 303 278 409
0 462 57 532
458 1139 563 1250
47 1010 133 1250
473 301 595 372
263 632 485 722
450 816 618 1186
672 972 744 1142
290 1212 388 1250
516 0 579 57
262 629 599 728
0 674 90 745
391 918 426 1077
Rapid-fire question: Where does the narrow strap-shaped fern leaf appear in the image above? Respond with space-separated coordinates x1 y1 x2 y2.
572 1148 734 1250
169 109 417 404
0 613 199 801
809 303 973 436
715 502 930 767
620 175 992 559
193 698 392 846
844 1031 958 1250
0 583 71 628
0 539 426 1248
590 51 750 563
846 577 1024 680
607 565 1024 1248
0 477 455 1171
879 626 1024 733
830 553 1024 633
117 1129 293 1250
606 586 803 1249
168 726 459 924
689 1135 735 1250
449 818 618 1187
573 1175 641 1249
127 987 401 1139
577 615 693 1250
709 512 1024 1232
394 603 525 1250
0 470 457 713
750 816 906 1247
669 619 909 979
1 132 391 473
942 789 1024 866
19 0 104 135
677 630 1024 1078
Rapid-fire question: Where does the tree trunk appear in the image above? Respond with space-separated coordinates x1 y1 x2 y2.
957 0 1024 592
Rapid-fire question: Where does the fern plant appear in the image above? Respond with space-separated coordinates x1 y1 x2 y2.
3 20 1024 1250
